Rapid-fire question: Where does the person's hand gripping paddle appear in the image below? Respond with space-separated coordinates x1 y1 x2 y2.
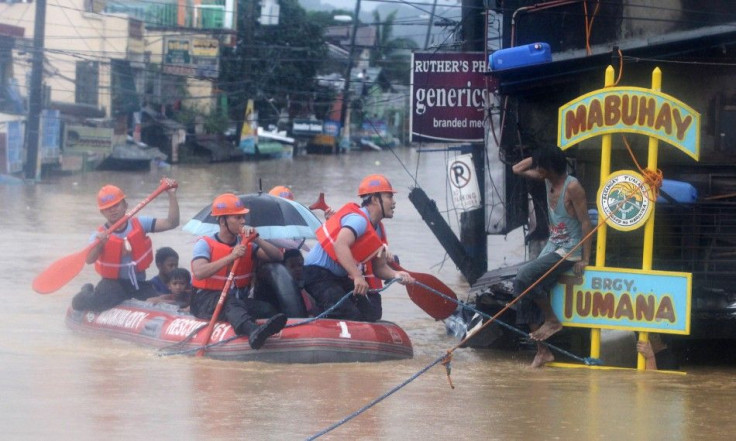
309 193 458 320
32 178 178 294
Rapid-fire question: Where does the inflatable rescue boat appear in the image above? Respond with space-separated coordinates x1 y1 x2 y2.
65 299 413 363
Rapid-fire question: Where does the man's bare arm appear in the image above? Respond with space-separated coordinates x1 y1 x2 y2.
512 157 544 180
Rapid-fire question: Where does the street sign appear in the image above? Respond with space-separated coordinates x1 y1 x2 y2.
448 153 481 211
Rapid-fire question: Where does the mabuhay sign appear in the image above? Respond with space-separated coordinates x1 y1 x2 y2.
557 86 700 160
553 69 698 340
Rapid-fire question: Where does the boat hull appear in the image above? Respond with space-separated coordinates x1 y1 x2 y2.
65 300 413 363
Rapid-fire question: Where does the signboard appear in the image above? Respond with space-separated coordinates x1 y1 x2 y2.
557 86 700 159
40 109 60 162
410 52 492 143
6 121 23 173
63 125 113 152
448 153 482 211
292 119 324 136
164 39 191 64
550 267 691 334
163 37 219 79
323 121 340 137
239 99 256 153
360 119 388 137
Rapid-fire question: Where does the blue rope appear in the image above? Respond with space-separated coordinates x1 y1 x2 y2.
305 353 447 440
415 281 603 366
284 279 399 329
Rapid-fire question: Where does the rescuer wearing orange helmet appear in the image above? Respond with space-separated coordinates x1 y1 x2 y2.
268 185 295 200
302 174 414 322
189 193 287 349
71 178 180 312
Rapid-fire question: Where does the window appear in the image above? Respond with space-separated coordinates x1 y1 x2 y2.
75 61 99 106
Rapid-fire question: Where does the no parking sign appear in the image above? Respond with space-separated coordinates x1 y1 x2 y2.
448 154 481 211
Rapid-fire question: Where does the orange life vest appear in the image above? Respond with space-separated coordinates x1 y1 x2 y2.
95 218 153 279
316 203 388 265
363 221 389 290
191 236 255 291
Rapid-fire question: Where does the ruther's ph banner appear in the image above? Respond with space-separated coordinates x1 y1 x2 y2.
410 52 493 143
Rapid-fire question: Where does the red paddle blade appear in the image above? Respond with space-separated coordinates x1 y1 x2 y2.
406 273 458 320
32 180 174 295
389 261 458 320
32 244 93 294
309 192 330 211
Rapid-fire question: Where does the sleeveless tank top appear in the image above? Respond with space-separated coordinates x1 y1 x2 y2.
540 175 583 261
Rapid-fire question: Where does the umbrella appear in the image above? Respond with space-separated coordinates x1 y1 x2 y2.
183 193 323 240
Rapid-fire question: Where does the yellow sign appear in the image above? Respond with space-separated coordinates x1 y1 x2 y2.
596 170 654 231
551 267 691 334
192 38 219 57
558 86 700 160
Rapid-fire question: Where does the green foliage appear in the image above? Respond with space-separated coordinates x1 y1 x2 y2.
173 105 198 127
219 0 329 124
370 11 418 86
204 109 230 134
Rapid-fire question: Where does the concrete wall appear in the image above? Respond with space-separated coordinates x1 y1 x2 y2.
1 1 213 118
1 0 134 116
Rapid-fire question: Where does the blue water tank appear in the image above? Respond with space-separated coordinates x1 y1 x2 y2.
658 179 697 203
489 43 552 71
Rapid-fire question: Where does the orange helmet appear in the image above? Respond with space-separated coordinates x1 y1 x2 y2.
97 185 126 210
211 193 249 216
357 174 397 196
269 185 294 200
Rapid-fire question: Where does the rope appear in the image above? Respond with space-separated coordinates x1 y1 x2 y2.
621 134 663 200
305 353 448 440
583 0 601 56
283 279 399 329
614 48 624 86
306 163 664 438
415 280 602 366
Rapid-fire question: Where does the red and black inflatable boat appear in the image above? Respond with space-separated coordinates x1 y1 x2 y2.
65 299 413 363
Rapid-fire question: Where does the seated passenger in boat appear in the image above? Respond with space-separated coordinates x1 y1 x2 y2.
189 193 287 350
71 180 180 312
302 174 415 322
149 267 192 310
269 185 295 200
150 247 179 294
282 248 319 316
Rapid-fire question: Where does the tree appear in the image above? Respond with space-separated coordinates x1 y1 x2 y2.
370 10 418 86
219 0 329 130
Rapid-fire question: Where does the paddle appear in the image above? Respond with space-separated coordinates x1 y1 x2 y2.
309 192 330 211
309 194 459 320
196 230 254 357
31 179 177 294
388 260 458 320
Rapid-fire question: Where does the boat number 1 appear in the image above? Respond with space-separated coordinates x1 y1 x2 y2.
337 321 352 339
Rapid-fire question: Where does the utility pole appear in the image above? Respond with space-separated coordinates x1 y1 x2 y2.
423 0 438 50
459 0 487 284
338 0 361 153
24 0 46 180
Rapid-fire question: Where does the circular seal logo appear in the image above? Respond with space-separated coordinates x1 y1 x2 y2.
596 170 655 231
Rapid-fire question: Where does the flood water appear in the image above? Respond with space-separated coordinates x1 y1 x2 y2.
2 147 736 440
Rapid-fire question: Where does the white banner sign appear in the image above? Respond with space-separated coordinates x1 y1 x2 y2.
448 153 481 211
